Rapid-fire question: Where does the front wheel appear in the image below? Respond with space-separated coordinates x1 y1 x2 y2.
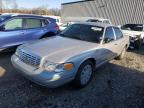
73 60 94 88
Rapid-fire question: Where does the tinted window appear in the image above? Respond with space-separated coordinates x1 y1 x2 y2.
121 24 143 31
24 18 42 29
60 24 104 43
5 18 23 30
113 27 123 39
104 27 115 43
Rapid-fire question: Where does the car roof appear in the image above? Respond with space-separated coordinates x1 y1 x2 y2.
73 22 114 28
64 17 110 22
2 13 46 19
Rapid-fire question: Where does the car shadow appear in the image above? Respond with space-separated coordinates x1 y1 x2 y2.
0 49 144 107
26 62 144 107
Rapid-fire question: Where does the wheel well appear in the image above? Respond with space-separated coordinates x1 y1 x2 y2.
84 58 96 67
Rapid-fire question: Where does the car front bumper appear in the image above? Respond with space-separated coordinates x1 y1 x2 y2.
11 54 74 88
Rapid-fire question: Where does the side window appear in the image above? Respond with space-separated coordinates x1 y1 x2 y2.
24 18 42 29
4 18 23 30
104 27 115 43
42 19 49 27
113 27 123 39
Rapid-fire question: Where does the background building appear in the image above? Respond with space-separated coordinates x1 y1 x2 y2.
61 0 144 25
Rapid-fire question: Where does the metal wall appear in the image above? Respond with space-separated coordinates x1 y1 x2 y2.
61 0 144 25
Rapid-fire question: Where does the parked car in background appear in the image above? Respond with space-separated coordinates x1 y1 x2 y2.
43 15 62 26
12 22 129 88
0 14 59 51
64 17 112 24
86 18 112 24
59 22 75 31
121 24 144 49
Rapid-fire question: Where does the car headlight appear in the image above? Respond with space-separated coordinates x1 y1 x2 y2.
43 61 74 72
15 48 20 56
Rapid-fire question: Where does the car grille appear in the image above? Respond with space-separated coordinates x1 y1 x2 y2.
18 49 41 67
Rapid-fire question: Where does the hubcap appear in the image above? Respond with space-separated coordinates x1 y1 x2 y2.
80 64 92 85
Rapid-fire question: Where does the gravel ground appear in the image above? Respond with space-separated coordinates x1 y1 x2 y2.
0 46 143 108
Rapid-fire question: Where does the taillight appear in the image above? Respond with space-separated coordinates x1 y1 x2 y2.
55 24 59 30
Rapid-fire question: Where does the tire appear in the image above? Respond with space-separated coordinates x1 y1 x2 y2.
73 60 94 88
116 46 126 60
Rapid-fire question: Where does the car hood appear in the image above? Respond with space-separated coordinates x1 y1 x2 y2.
22 36 99 63
122 30 143 36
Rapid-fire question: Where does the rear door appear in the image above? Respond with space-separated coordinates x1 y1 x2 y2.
22 18 46 42
113 27 125 54
101 27 117 61
0 17 25 48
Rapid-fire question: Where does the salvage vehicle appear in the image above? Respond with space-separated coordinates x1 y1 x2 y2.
121 24 144 49
0 14 59 51
12 22 129 88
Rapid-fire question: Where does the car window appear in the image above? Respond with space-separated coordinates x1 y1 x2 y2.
121 24 143 31
113 27 123 39
24 18 42 29
60 24 104 43
42 19 49 27
104 27 115 43
4 18 23 30
0 15 11 22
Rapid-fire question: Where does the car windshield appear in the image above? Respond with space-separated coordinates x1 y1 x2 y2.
121 24 143 31
60 24 104 43
0 15 10 22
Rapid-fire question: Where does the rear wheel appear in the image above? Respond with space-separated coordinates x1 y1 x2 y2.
73 60 94 88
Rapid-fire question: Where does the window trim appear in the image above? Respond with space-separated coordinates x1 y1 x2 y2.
102 26 116 44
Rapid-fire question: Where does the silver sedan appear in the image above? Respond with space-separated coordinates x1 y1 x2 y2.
11 22 129 88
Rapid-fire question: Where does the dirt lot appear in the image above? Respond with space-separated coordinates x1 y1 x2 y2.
0 46 144 108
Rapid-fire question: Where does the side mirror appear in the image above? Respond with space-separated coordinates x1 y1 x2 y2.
0 25 5 31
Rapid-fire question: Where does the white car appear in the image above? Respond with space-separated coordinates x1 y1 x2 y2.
86 18 112 24
121 24 144 49
59 22 75 31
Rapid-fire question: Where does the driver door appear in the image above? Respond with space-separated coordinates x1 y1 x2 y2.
0 18 25 48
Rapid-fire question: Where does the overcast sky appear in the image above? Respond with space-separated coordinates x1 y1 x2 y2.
16 0 80 9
